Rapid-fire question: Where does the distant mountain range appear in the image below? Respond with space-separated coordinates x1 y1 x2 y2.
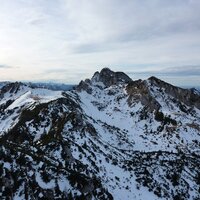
0 81 75 91
0 68 199 200
0 81 199 92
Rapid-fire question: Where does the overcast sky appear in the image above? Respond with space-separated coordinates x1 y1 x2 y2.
0 0 200 86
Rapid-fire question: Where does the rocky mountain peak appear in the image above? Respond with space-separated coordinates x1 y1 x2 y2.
76 68 132 93
91 68 132 87
0 82 26 97
147 76 200 109
148 76 174 89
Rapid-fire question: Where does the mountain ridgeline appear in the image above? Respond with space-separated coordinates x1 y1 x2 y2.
0 68 200 200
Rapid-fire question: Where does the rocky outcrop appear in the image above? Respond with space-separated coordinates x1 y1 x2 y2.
91 68 132 87
148 76 200 109
76 68 132 93
76 79 92 94
0 82 25 96
126 79 161 112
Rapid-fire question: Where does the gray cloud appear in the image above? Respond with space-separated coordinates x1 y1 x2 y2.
44 68 69 74
42 68 91 83
128 66 200 76
161 66 200 76
72 43 110 54
68 0 200 54
28 18 45 26
0 64 14 69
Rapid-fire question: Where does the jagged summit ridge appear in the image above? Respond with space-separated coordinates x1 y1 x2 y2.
77 68 132 92
147 76 200 109
76 67 200 110
91 68 132 86
0 82 25 95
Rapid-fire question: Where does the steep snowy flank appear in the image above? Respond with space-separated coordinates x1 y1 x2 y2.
0 82 63 133
0 68 200 200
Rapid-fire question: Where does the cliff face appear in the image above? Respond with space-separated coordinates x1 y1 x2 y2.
91 68 132 87
0 69 200 200
148 76 200 109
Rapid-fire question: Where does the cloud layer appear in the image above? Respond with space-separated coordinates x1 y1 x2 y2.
0 64 14 69
0 0 199 85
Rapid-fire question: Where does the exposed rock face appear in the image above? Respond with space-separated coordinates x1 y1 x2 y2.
76 79 92 94
126 80 161 112
91 68 132 87
77 68 132 93
0 82 25 98
148 76 200 109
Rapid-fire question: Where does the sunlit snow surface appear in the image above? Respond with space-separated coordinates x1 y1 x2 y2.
78 83 200 153
0 85 63 133
75 82 200 200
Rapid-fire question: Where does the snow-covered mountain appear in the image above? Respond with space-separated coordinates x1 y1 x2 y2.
0 68 200 200
0 81 10 89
